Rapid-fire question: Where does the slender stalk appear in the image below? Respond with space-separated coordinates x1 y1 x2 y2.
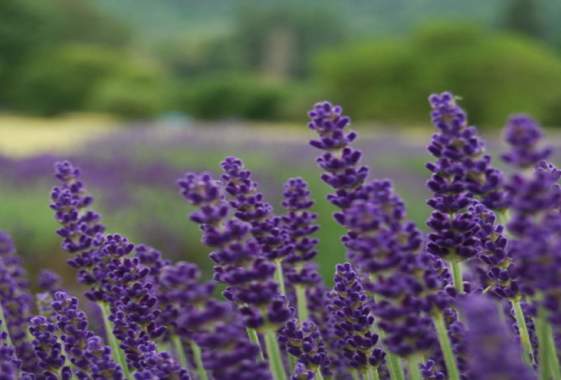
171 335 188 370
511 299 534 365
247 327 265 360
316 367 325 380
295 284 309 322
376 327 404 380
450 261 463 294
432 310 460 380
351 369 360 380
274 259 287 297
0 304 13 347
365 367 380 380
407 355 423 380
536 308 550 380
98 302 131 379
546 321 561 380
190 340 209 380
264 328 287 380
386 351 405 380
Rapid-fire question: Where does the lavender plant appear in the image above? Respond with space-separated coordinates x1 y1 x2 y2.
2 91 561 380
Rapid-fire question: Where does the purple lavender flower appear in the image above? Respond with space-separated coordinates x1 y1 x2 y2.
28 315 71 379
472 204 519 298
51 162 184 376
51 291 123 379
178 171 289 329
158 261 215 340
281 178 321 287
334 180 445 356
197 313 271 380
290 362 315 380
308 101 367 209
425 92 484 261
280 319 328 374
50 161 107 291
38 270 62 294
0 232 37 372
501 115 552 169
461 295 535 380
329 263 384 371
0 321 20 380
221 156 292 261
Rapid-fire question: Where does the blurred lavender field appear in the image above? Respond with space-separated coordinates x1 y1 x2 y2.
2 122 546 290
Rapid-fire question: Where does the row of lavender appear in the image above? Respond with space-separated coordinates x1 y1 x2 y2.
0 91 556 380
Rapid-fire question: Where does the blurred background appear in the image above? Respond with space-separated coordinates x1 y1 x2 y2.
1 0 561 289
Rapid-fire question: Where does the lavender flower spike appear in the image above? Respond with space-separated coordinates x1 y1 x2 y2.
329 263 385 377
461 295 535 380
281 177 321 321
501 114 552 169
308 101 368 209
221 156 293 296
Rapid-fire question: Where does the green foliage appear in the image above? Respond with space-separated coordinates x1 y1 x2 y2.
315 23 561 126
177 74 289 120
87 62 170 119
13 45 169 117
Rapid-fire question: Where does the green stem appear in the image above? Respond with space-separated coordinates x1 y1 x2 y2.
316 367 325 380
375 328 404 380
511 299 534 365
171 335 188 370
450 261 463 294
0 304 13 347
295 284 309 322
351 369 360 380
546 321 561 380
432 310 460 380
386 352 405 380
407 355 423 380
98 302 131 379
275 259 287 297
536 308 550 380
264 328 287 380
365 367 380 380
190 341 209 380
247 327 265 360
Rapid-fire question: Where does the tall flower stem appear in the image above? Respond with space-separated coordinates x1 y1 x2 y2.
247 327 264 360
536 308 550 380
365 367 380 380
98 302 131 379
511 299 533 365
190 341 209 380
264 328 287 380
546 321 561 379
315 368 325 380
375 327 404 380
0 304 13 347
450 260 463 294
295 284 309 321
432 310 460 380
407 355 423 380
274 259 287 297
171 335 188 370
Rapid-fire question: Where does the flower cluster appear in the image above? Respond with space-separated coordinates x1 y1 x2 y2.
4 92 561 380
178 171 290 330
329 263 385 372
461 295 535 380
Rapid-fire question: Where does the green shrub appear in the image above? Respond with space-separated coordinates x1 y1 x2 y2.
315 23 561 127
177 74 289 120
87 60 170 119
13 44 169 117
